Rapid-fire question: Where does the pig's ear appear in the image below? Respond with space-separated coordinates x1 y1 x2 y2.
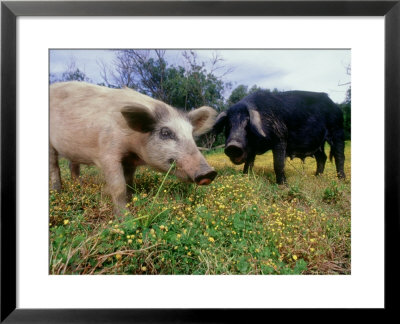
188 106 217 136
121 104 156 133
248 109 267 138
212 111 227 135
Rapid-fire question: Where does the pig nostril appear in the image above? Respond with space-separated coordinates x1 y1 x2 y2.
198 178 211 185
168 158 175 165
195 170 217 185
225 145 244 158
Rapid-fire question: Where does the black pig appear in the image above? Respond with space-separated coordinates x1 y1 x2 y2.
213 90 345 184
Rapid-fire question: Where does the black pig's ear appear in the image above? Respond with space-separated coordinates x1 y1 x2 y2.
213 111 227 134
121 104 156 133
248 109 267 138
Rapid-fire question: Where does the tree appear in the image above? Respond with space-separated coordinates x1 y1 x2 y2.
340 87 351 140
227 84 265 106
248 84 263 94
179 51 228 148
49 73 58 84
180 50 227 111
227 85 248 106
100 50 229 113
102 50 169 100
339 64 351 140
49 59 90 84
61 68 90 82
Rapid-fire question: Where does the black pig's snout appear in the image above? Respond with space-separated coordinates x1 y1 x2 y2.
225 144 244 158
225 142 246 164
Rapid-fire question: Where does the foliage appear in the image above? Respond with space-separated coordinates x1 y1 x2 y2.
322 181 343 203
101 50 228 112
340 103 351 140
339 64 351 140
50 60 91 84
227 84 249 106
61 68 90 82
49 142 351 275
227 84 264 106
340 87 351 140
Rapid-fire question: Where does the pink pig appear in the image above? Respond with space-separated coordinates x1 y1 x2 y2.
50 82 217 212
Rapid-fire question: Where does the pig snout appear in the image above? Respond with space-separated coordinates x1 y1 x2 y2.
177 152 217 185
225 141 246 164
195 169 217 185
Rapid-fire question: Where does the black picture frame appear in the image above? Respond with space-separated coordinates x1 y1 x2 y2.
1 0 399 322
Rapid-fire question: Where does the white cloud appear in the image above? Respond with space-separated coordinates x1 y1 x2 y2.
213 49 351 102
50 49 350 103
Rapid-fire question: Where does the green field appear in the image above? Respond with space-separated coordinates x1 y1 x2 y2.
49 141 351 275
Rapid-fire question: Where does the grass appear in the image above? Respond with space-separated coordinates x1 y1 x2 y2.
49 141 351 275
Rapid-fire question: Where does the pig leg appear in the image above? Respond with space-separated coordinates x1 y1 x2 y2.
49 144 62 191
331 130 346 179
243 152 255 174
272 142 287 184
122 161 136 198
69 161 80 180
314 147 327 176
100 160 127 213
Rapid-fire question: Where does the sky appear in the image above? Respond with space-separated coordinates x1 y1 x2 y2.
50 49 351 104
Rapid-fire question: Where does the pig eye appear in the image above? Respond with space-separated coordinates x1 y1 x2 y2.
159 127 175 140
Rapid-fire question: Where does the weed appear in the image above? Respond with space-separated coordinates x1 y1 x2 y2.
322 181 342 203
49 142 351 275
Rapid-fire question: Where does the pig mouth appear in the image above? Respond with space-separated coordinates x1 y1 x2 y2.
194 170 217 185
174 164 217 186
225 143 246 165
230 156 246 165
